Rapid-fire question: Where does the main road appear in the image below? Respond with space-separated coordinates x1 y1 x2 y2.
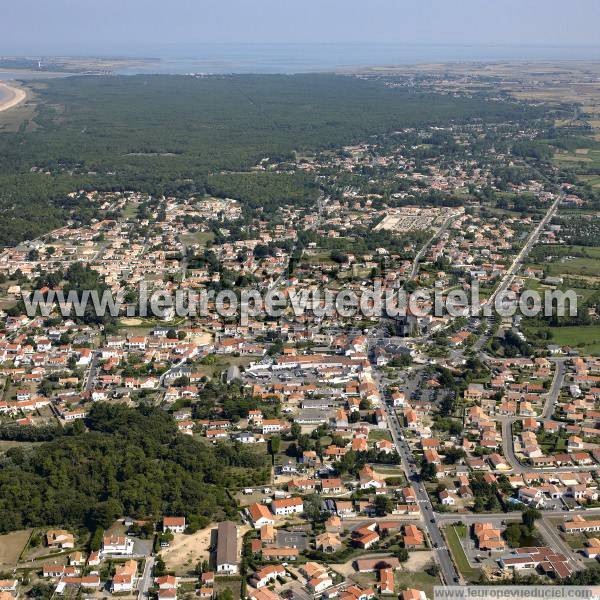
485 195 561 311
471 194 562 352
372 369 461 585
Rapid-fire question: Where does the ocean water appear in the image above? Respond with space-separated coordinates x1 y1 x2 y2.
2 43 600 78
114 43 600 74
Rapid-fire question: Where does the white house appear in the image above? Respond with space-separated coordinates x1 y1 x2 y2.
271 497 303 516
163 516 186 533
102 535 134 556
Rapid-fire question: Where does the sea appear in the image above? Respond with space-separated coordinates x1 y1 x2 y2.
1 43 600 79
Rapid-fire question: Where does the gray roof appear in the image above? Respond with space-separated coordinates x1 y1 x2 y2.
216 521 238 567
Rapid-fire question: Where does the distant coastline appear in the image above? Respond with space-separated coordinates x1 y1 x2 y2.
1 43 600 77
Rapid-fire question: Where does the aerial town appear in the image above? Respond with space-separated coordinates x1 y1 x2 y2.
0 78 599 600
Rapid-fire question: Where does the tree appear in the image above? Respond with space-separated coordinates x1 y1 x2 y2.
374 494 393 517
395 547 409 562
269 436 281 456
522 508 541 531
504 523 523 548
303 494 327 522
154 556 167 577
290 422 301 440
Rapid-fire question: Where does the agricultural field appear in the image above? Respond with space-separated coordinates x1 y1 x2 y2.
528 245 600 280
0 529 32 569
525 324 600 355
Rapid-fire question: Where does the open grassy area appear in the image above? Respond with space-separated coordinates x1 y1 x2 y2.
395 569 442 598
0 529 32 568
122 202 139 219
181 231 215 247
0 440 41 452
214 579 242 600
553 148 600 167
444 525 481 582
368 430 392 442
579 174 600 189
526 324 600 356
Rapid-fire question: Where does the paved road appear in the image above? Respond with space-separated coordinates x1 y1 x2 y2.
369 366 461 585
471 195 562 351
536 517 585 572
409 214 456 280
159 356 188 388
542 359 567 419
497 359 574 474
434 506 600 525
486 196 561 311
137 555 155 600
84 352 100 392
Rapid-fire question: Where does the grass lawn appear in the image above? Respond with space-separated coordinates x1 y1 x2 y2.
214 578 241 600
0 440 41 452
302 250 336 265
368 430 392 442
526 325 600 356
444 525 481 582
563 532 587 550
546 257 600 278
122 202 139 219
579 175 600 189
528 245 600 279
182 231 215 247
395 569 441 598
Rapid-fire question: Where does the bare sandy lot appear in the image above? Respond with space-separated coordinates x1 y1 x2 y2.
161 523 250 576
120 318 143 326
161 526 215 575
404 549 434 571
0 529 32 568
0 82 26 112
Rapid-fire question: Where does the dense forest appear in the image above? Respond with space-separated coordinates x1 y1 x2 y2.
0 403 270 533
0 74 545 245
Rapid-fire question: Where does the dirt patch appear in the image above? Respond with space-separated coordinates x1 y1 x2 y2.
161 527 214 575
403 550 434 571
161 523 250 576
120 318 143 326
0 529 32 568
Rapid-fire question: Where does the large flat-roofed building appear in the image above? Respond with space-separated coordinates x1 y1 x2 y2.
216 521 238 575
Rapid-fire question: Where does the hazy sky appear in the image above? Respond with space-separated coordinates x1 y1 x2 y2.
1 0 599 55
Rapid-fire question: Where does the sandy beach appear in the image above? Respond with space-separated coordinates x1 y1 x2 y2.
0 82 27 113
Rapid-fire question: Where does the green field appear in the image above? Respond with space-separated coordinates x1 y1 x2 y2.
526 324 600 355
528 245 600 280
579 174 600 189
543 257 600 278
368 430 392 442
395 569 442 597
181 231 215 247
444 525 481 582
553 148 600 167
